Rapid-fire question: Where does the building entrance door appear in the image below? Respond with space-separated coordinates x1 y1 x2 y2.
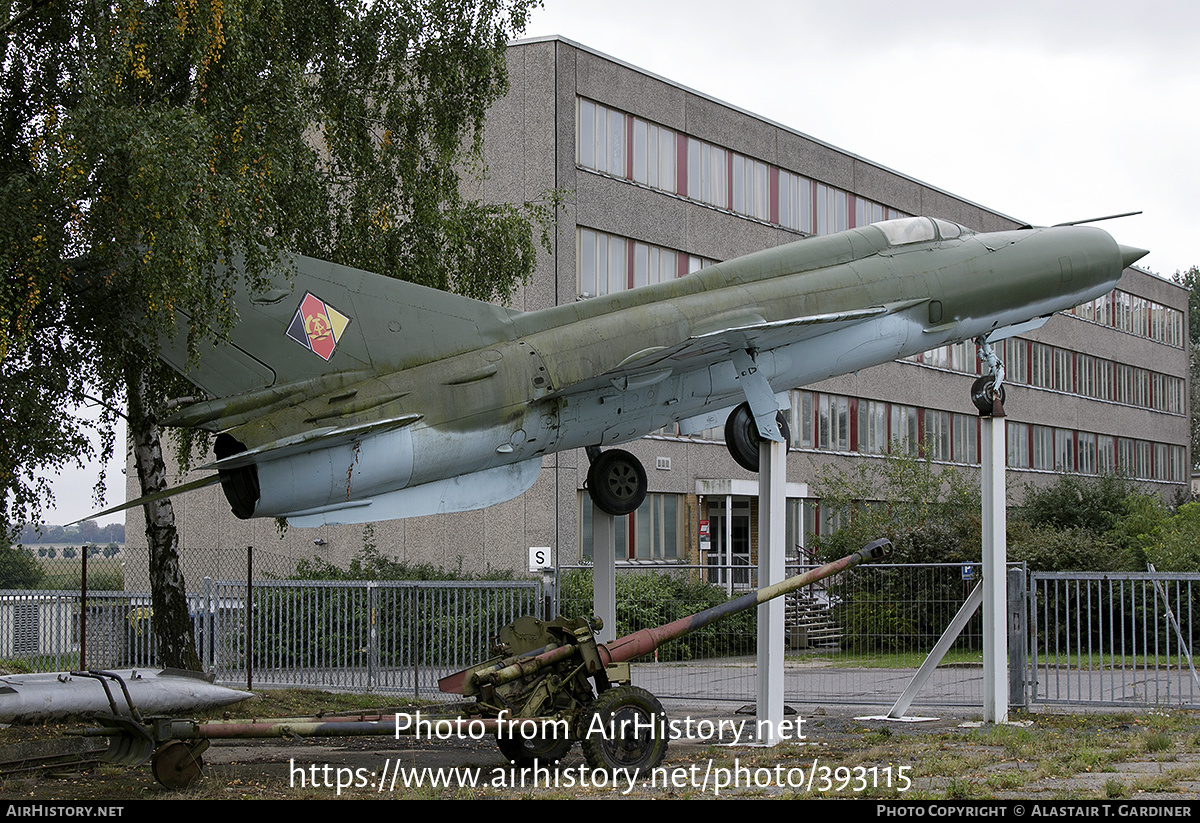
707 497 751 590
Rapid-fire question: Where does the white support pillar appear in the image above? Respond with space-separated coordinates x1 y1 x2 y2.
981 415 1008 723
756 438 787 745
592 505 617 644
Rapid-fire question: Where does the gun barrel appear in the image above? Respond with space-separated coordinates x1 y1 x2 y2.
598 538 891 666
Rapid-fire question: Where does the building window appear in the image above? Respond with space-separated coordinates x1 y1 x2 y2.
631 118 676 191
632 242 678 289
578 492 682 561
732 153 769 220
578 229 698 298
578 228 627 298
793 391 849 452
952 414 979 465
577 99 912 241
857 399 889 455
815 182 848 234
686 137 728 209
1077 432 1097 475
925 410 952 462
577 99 626 177
1070 289 1185 349
1004 339 1029 385
778 169 814 233
890 404 919 455
1007 422 1030 468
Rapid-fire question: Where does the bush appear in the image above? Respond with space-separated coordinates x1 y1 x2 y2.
0 544 43 589
1007 523 1126 572
1017 473 1146 533
290 525 515 582
559 568 756 661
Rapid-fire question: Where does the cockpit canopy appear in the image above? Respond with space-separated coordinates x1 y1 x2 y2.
872 216 969 246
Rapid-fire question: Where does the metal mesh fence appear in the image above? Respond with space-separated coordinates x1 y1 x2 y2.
208 578 540 696
12 554 1200 710
558 562 987 707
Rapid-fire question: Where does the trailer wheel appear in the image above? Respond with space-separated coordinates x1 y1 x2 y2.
495 733 573 767
581 686 668 772
151 740 207 789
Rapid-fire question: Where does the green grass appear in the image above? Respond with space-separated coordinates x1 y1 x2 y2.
788 646 1200 670
787 648 984 668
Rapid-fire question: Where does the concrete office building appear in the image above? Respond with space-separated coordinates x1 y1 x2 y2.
125 36 1190 585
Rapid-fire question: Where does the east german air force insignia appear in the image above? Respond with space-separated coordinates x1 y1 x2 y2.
285 293 351 361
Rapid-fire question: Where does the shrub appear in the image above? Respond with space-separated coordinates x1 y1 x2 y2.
559 568 756 661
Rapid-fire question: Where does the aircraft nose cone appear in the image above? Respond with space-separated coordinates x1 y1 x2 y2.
1119 245 1149 269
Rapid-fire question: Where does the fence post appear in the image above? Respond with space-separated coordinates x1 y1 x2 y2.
367 583 378 691
1007 565 1027 708
202 576 213 672
246 546 253 691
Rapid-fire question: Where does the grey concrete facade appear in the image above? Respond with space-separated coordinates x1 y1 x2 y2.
124 37 1189 587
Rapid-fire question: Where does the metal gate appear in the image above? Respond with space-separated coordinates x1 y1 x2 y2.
1028 571 1200 707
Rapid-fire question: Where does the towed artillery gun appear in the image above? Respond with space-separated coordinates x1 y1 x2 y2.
80 539 890 788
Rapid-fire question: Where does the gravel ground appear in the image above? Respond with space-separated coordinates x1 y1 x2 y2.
2 700 1200 800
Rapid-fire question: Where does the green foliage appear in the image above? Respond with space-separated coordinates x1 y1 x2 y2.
559 568 756 661
1141 501 1200 572
2 0 546 668
1017 473 1149 533
291 525 515 582
1171 265 1200 468
1010 474 1169 571
0 0 548 534
808 444 981 563
806 447 985 652
1006 524 1125 572
0 543 43 589
247 526 526 670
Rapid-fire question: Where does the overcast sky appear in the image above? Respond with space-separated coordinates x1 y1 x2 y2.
38 0 1199 528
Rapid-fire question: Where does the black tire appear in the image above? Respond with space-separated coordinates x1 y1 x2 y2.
495 733 573 767
586 449 648 515
581 686 668 772
724 401 791 472
971 375 1006 415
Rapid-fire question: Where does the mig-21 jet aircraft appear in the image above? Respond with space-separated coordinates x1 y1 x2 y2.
111 215 1146 526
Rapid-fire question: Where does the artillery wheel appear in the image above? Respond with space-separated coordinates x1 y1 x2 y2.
586 449 647 516
581 686 668 772
970 375 1006 415
495 733 573 767
151 740 205 789
724 402 791 472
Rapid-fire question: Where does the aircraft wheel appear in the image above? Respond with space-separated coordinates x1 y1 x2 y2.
495 733 573 767
724 402 791 472
587 449 647 515
971 376 1006 415
151 740 206 789
581 686 668 772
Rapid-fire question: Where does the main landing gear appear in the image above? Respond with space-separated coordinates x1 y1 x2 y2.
585 400 793 514
585 447 648 516
724 401 791 472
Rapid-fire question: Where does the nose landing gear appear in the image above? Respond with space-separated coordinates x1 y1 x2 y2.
973 336 1007 417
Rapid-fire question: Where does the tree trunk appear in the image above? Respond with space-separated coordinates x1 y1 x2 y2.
126 365 202 671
